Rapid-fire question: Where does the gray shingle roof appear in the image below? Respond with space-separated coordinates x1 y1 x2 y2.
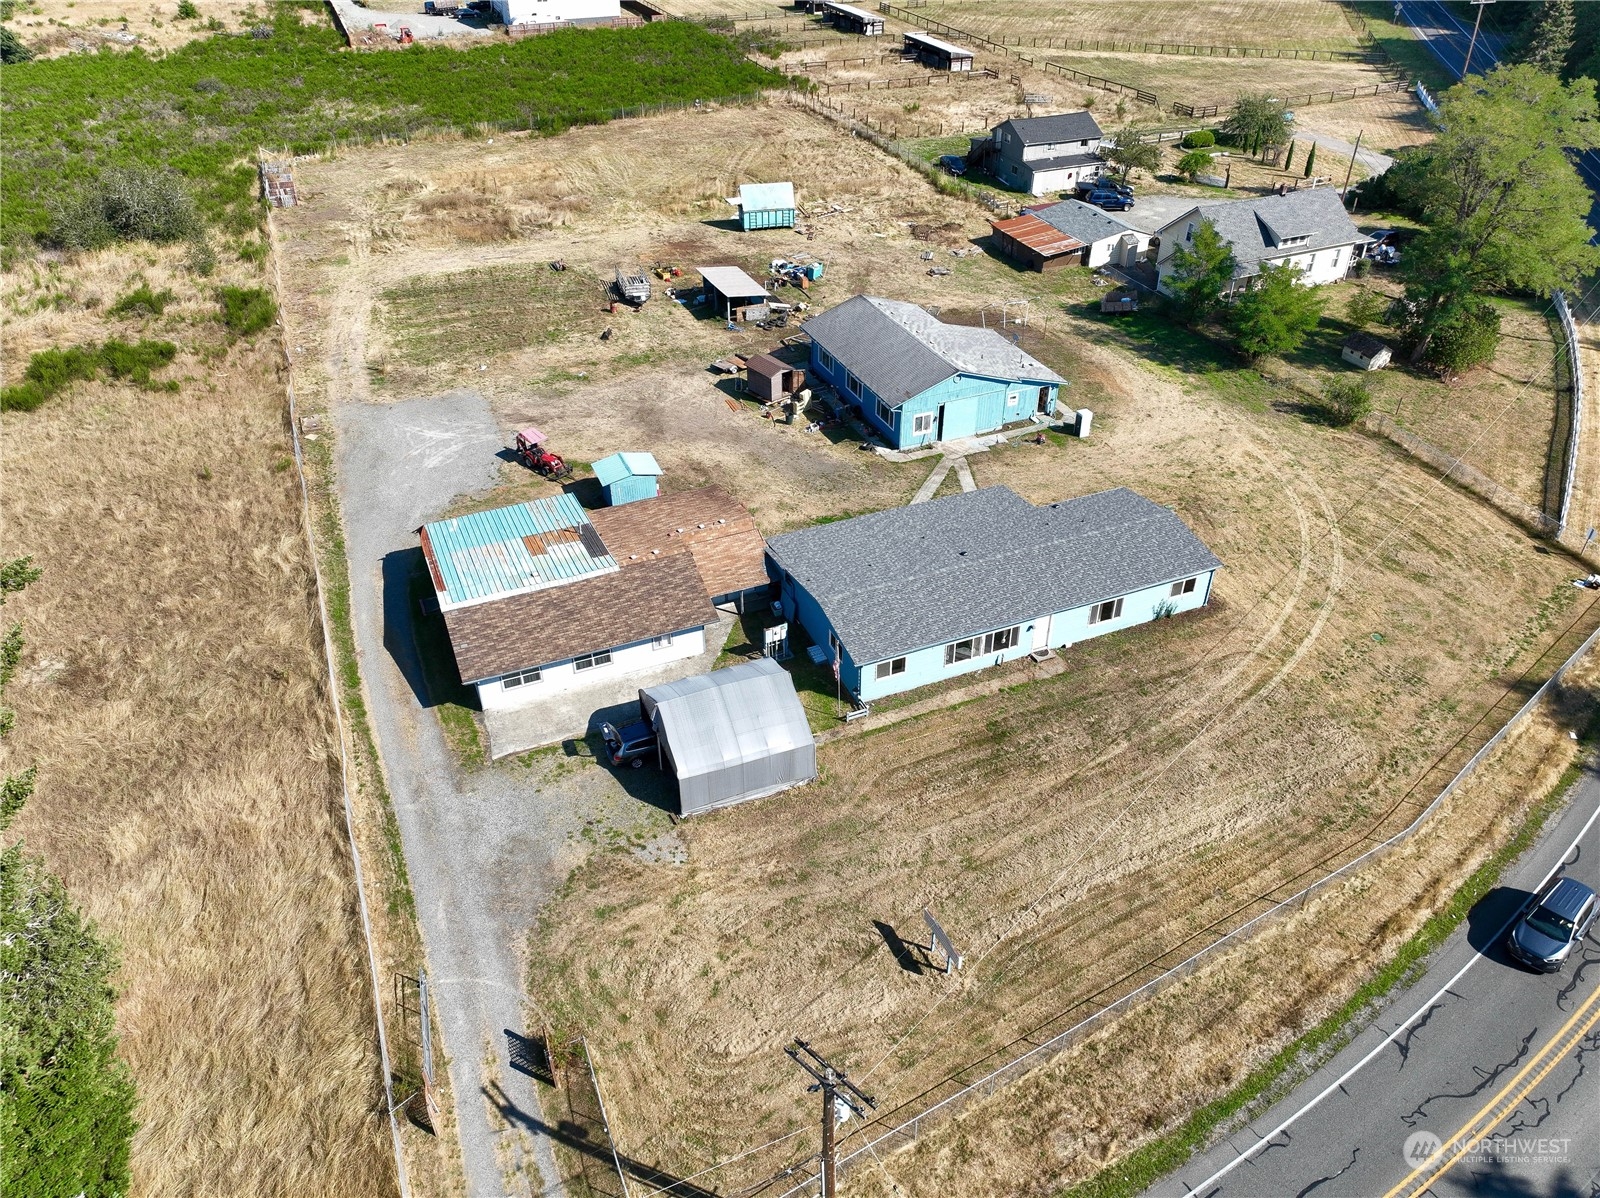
802 296 1063 407
1158 189 1362 278
765 485 1223 663
997 111 1103 146
1021 151 1104 175
1034 198 1137 244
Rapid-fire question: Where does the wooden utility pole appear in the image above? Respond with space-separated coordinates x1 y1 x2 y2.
1340 130 1364 200
787 1040 876 1198
1462 0 1495 79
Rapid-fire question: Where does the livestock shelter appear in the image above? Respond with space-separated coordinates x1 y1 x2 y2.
989 212 1087 272
803 295 1063 450
903 30 973 71
639 658 817 814
698 265 772 322
733 182 797 231
766 485 1222 702
822 1 883 34
1341 331 1391 371
593 451 663 506
745 353 806 403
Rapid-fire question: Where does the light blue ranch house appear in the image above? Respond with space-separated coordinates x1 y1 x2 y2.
765 486 1222 703
802 295 1064 450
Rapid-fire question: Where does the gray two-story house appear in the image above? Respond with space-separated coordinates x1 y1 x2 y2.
975 111 1105 196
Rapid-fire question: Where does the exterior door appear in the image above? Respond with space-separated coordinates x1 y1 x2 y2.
1031 614 1051 651
936 403 946 441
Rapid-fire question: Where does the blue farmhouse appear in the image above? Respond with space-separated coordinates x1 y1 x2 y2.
802 296 1064 450
766 486 1221 702
593 451 663 506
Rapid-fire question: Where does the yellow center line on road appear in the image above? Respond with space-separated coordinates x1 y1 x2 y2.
1382 982 1600 1198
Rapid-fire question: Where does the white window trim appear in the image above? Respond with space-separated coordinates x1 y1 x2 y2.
818 347 835 372
911 412 934 435
501 667 543 689
943 625 1021 665
844 371 863 399
1087 597 1125 625
574 649 613 672
874 656 907 680
876 399 896 428
651 633 673 650
1170 577 1198 597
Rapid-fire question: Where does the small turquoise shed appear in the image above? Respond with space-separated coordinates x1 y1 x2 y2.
594 452 663 506
736 182 797 231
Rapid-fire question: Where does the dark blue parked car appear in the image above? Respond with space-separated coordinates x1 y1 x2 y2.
939 154 968 177
1086 190 1135 211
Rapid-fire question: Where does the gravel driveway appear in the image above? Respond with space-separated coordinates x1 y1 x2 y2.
335 391 668 1197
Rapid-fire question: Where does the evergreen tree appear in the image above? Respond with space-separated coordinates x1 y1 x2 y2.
0 558 137 1198
1303 143 1317 179
1284 140 1296 173
1230 262 1328 360
1165 218 1238 324
1520 0 1576 74
1222 94 1290 156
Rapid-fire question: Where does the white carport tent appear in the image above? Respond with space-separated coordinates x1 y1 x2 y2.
639 657 816 814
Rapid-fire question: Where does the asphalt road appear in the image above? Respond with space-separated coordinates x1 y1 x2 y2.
1395 0 1506 80
1149 768 1600 1198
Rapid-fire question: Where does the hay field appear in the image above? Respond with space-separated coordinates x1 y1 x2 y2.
1031 48 1392 109
911 0 1364 50
0 246 398 1196
267 102 1578 1193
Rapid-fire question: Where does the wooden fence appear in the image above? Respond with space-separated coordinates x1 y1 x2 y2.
961 35 1380 61
812 67 998 93
1173 77 1406 119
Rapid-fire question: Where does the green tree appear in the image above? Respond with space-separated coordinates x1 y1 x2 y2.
1394 64 1600 363
1422 298 1502 376
1229 261 1328 360
1345 287 1388 328
1222 94 1290 157
1102 133 1162 181
1284 140 1297 172
1176 150 1214 181
1165 218 1238 324
0 27 32 63
1520 0 1575 74
0 559 137 1198
1302 143 1317 178
1321 377 1373 426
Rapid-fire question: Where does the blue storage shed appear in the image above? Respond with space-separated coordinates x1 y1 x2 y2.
766 486 1222 703
736 182 797 231
803 295 1064 450
593 451 663 506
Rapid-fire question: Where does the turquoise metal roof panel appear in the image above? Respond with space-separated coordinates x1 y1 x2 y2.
593 451 662 486
422 493 617 608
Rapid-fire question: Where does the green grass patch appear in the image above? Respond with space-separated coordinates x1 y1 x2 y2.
380 264 604 366
217 285 277 336
715 612 848 731
2 338 178 411
1 8 785 245
1061 723 1596 1198
108 284 175 319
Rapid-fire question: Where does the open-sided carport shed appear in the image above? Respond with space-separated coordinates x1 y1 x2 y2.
639 657 816 815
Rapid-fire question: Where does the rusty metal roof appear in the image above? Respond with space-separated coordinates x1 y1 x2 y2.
990 213 1085 258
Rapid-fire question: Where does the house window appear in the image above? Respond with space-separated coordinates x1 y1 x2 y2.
1088 597 1124 625
911 412 934 436
943 626 1021 665
818 347 835 373
1006 392 1019 407
573 649 612 671
652 633 673 650
844 371 863 399
1185 222 1196 242
501 667 542 689
876 399 896 428
1171 577 1198 597
875 657 906 680
1080 138 1089 147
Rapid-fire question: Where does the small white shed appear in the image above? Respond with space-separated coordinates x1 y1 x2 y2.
1342 331 1391 371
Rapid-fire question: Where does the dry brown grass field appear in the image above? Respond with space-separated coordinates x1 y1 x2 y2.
0 246 402 1195
264 101 1584 1194
5 0 285 57
912 0 1365 50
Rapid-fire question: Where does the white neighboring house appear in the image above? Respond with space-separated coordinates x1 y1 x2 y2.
980 112 1105 196
490 0 621 25
1153 188 1364 299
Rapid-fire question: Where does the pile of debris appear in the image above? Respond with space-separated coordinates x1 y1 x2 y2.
769 257 824 290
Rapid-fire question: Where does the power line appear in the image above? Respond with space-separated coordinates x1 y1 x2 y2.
786 1039 876 1198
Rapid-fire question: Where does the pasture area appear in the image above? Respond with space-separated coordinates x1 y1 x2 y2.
908 0 1366 51
0 245 407 1196
265 100 1585 1193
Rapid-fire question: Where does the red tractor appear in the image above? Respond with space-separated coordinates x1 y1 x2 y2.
513 427 573 481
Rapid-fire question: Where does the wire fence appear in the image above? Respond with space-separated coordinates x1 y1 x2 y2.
1555 289 1586 535
755 606 1600 1197
953 35 1381 62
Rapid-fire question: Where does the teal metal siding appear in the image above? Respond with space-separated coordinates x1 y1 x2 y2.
742 207 797 231
602 475 661 506
422 493 617 606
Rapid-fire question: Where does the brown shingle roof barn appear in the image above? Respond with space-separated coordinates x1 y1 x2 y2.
588 486 770 599
442 553 714 684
